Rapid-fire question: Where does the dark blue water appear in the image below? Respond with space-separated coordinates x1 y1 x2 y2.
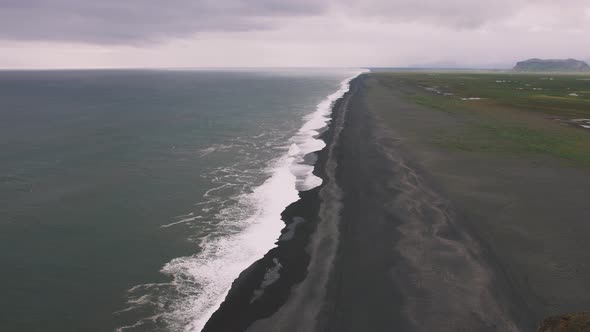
0 69 358 331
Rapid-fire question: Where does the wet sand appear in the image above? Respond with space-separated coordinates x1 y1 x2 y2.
202 74 590 331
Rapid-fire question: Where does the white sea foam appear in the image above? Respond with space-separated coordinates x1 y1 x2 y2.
183 70 364 332
198 147 217 157
161 216 202 228
174 212 195 219
122 69 367 332
288 70 368 191
198 144 237 157
164 156 300 330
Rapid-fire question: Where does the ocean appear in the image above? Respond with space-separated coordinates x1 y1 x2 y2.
0 68 360 331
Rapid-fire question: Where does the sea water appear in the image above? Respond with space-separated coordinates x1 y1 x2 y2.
0 69 361 331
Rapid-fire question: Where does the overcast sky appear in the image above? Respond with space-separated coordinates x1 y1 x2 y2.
1 0 589 68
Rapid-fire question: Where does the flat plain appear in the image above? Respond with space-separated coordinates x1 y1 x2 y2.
364 71 590 327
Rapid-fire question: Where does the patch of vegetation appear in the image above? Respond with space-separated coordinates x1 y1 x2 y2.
378 72 590 118
407 94 457 112
370 72 590 167
432 123 590 166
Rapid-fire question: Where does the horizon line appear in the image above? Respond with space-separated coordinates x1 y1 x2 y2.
0 65 512 71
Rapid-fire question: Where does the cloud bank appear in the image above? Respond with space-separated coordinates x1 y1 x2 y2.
0 0 326 43
0 0 588 68
2 0 587 43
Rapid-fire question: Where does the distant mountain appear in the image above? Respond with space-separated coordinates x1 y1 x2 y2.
513 58 590 72
406 60 511 70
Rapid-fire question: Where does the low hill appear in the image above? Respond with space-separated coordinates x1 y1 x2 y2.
513 58 590 72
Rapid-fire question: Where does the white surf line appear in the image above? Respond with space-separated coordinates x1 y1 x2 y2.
174 212 194 219
247 70 365 332
161 216 202 228
173 70 368 332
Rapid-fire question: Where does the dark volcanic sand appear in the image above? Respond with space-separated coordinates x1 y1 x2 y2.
201 80 355 332
202 74 590 332
203 76 522 332
317 78 524 332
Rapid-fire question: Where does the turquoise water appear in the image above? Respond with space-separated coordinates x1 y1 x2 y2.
0 69 359 331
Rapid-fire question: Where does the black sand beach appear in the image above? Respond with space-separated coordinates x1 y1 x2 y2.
202 79 355 332
202 73 590 332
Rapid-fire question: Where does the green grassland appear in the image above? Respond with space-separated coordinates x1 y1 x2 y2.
370 72 590 167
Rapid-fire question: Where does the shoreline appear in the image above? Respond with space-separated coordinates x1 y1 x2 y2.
202 71 590 331
202 73 523 331
201 76 360 331
202 73 524 331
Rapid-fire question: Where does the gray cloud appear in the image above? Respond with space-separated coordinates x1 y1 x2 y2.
0 0 327 43
0 0 588 44
340 0 590 29
338 0 523 28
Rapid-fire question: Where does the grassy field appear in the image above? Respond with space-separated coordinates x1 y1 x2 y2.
372 72 590 167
